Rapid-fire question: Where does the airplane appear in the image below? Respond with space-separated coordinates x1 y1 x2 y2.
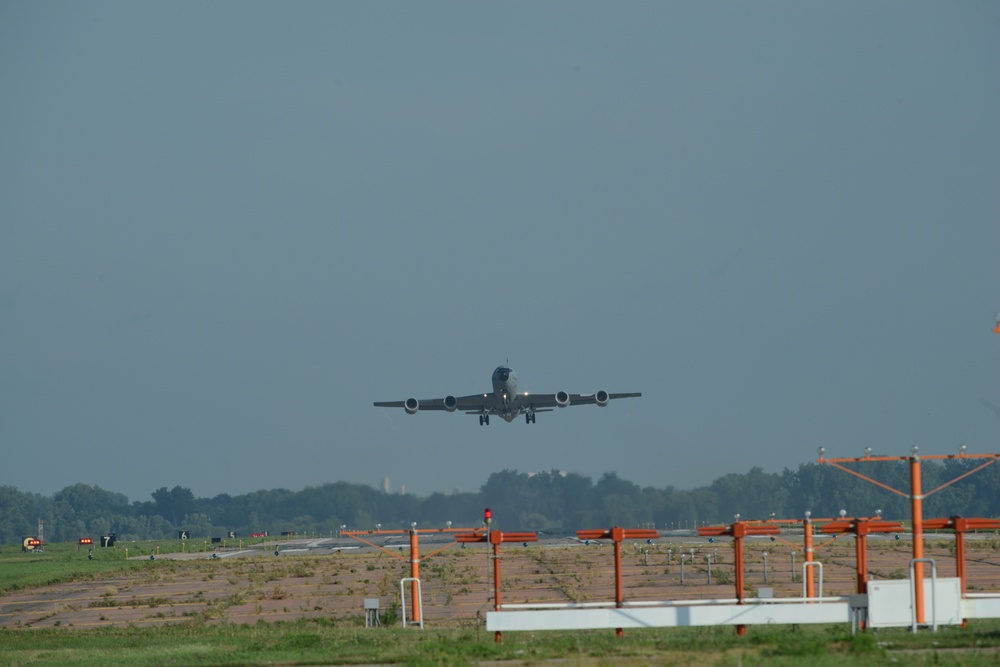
374 365 641 425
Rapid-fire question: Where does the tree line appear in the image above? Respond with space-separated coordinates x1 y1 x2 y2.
3 458 1000 544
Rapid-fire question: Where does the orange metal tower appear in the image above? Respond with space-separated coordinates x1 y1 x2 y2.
699 519 781 635
456 528 538 643
818 447 1000 627
342 523 480 627
576 527 660 638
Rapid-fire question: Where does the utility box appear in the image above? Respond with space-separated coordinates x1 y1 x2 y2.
364 598 380 627
868 578 962 628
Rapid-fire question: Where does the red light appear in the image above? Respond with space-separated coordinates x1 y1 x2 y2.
79 538 93 545
28 539 41 547
484 508 492 520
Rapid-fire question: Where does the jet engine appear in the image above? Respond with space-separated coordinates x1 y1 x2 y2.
443 395 458 412
555 391 570 408
595 390 610 407
404 398 419 414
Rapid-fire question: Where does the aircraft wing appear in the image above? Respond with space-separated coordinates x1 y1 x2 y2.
522 392 642 410
373 394 488 412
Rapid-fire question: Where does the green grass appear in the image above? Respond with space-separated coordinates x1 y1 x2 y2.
0 539 268 594
2 621 1000 666
0 543 153 593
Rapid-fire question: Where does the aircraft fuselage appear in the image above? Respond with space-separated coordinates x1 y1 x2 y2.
490 366 521 422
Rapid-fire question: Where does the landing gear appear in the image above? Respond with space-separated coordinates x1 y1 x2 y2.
525 413 536 424
479 415 490 426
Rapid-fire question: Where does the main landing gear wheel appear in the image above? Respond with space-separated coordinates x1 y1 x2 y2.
479 415 490 426
525 413 536 424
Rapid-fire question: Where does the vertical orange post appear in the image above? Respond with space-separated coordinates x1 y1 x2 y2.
954 523 967 593
698 520 778 636
733 522 747 636
612 527 625 638
854 525 869 593
578 527 658 639
409 528 421 626
612 527 625 608
732 522 746 605
855 524 870 633
910 454 925 626
804 515 815 599
491 531 502 643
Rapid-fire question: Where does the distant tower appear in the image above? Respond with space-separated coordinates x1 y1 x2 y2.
400 483 406 496
382 477 391 494
38 518 44 545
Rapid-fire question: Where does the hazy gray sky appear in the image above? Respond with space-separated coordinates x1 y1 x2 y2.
3 2 999 503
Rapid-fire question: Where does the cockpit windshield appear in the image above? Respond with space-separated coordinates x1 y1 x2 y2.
493 367 511 381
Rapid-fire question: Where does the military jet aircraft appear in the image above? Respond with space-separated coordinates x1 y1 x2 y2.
374 365 641 425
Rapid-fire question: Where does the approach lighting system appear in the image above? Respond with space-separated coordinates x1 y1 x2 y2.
78 537 93 546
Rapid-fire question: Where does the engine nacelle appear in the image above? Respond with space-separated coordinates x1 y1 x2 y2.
443 395 458 412
595 390 610 407
404 398 419 414
555 390 570 408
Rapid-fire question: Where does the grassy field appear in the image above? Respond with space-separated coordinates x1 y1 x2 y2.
3 621 1000 666
4 541 1000 665
0 539 269 594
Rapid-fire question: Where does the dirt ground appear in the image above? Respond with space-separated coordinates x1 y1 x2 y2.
3 533 1000 630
